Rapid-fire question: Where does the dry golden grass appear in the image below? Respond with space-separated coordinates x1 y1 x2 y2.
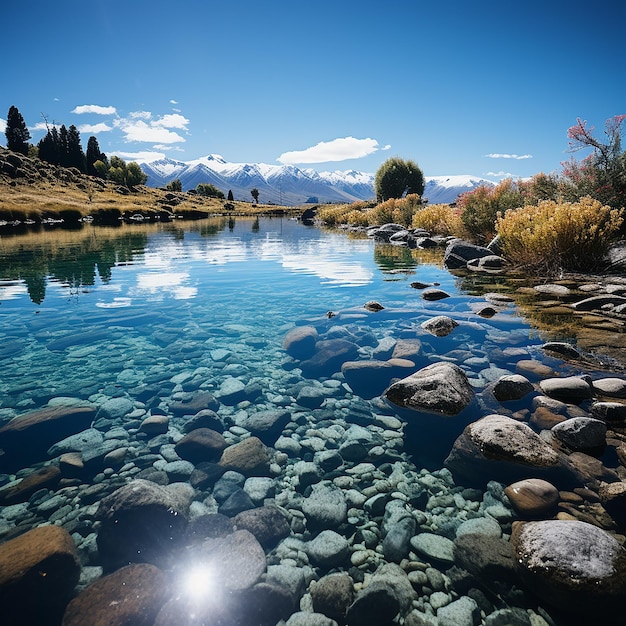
0 177 299 221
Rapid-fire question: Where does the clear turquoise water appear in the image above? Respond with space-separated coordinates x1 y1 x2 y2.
0 217 544 423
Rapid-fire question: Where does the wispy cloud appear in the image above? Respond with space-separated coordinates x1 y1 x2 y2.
484 153 532 160
0 118 5 133
72 104 117 115
112 150 166 163
113 111 190 144
32 121 61 132
78 123 113 134
170 99 179 105
485 171 516 178
278 136 386 164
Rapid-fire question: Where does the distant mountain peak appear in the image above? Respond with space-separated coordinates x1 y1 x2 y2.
139 156 496 206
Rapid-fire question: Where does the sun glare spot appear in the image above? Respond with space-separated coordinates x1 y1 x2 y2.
182 565 214 600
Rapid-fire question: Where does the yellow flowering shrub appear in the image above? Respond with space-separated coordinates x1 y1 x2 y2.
412 203 466 236
496 196 624 273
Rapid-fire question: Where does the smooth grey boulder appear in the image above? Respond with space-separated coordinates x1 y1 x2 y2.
307 530 350 568
539 376 593 401
445 414 572 488
385 362 474 416
443 239 492 269
592 377 626 398
492 374 534 402
511 520 626 619
302 481 348 531
551 416 607 450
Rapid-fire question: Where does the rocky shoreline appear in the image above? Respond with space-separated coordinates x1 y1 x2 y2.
1 227 626 625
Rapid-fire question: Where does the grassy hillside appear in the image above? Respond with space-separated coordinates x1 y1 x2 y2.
0 147 300 223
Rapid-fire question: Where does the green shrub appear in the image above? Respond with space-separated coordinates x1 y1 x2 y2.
496 196 624 273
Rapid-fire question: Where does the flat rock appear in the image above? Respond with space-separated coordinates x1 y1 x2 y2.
299 338 360 378
538 376 593 402
0 405 96 470
511 520 626 618
410 533 455 564
421 288 451 301
385 362 474 416
341 359 415 400
0 525 80 625
234 409 292 445
541 342 581 360
168 391 219 416
592 377 626 398
0 464 61 505
62 563 168 626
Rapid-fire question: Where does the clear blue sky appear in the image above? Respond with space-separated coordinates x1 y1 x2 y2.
2 0 624 180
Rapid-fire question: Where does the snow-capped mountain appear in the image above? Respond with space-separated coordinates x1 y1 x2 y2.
139 155 495 206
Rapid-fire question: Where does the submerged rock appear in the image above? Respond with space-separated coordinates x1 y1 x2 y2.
385 362 474 416
511 520 626 619
0 525 80 626
63 563 168 626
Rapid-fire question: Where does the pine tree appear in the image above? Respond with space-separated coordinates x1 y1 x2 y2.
5 105 31 155
58 125 70 167
227 189 234 201
38 126 61 165
86 136 106 176
67 125 86 172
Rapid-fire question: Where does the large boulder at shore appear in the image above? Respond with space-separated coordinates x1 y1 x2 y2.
0 525 80 626
511 520 626 620
445 414 575 488
385 362 474 416
443 239 493 269
62 563 168 626
0 404 96 470
95 479 192 571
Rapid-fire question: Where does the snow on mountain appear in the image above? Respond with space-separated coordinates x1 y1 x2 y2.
423 175 495 204
139 156 495 206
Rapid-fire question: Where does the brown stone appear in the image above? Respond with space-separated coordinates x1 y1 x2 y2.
0 405 96 470
0 525 80 625
62 563 168 626
218 437 270 476
505 478 560 518
516 359 555 379
530 406 566 430
175 428 227 463
0 464 61 505
139 414 169 435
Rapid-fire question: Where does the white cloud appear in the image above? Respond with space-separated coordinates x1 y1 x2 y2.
0 118 5 133
170 99 179 104
485 171 516 178
154 113 189 129
382 144 392 151
154 144 184 152
72 104 117 115
113 111 189 144
78 123 113 134
112 150 166 163
484 153 532 160
32 121 61 132
278 136 383 164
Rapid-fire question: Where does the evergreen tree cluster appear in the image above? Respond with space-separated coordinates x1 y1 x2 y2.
4 105 147 188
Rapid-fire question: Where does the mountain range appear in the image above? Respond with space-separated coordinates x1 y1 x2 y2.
139 155 496 206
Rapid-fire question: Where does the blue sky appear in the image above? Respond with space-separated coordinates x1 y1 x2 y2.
1 0 624 180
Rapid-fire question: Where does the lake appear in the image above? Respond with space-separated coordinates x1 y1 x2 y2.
0 217 624 625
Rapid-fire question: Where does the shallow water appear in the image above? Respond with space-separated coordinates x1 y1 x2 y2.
1 217 623 624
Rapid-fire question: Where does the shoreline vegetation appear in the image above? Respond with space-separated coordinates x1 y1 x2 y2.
0 146 303 225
